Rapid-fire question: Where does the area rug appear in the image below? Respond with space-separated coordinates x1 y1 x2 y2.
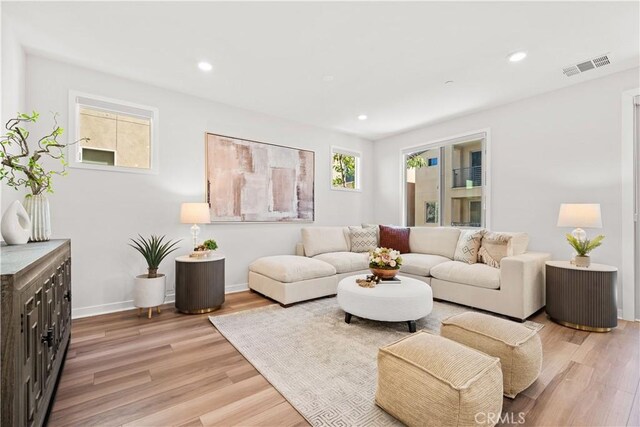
209 298 543 426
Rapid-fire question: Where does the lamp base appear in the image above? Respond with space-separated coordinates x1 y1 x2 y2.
571 227 587 241
190 224 200 250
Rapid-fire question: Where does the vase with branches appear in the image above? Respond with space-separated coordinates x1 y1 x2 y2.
0 112 88 241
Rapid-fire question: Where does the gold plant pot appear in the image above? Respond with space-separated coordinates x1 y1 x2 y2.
370 267 400 279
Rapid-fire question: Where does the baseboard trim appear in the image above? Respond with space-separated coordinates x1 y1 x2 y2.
71 284 251 319
72 293 176 319
226 282 249 293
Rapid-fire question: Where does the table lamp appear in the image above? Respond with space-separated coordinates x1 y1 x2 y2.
556 203 602 241
180 203 210 249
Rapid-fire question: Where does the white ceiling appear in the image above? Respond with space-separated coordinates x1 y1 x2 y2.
3 1 639 140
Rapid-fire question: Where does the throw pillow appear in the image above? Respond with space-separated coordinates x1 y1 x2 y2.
379 225 411 254
349 226 378 253
453 229 485 264
478 232 513 268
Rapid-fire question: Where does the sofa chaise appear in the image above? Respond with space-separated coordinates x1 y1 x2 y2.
248 226 550 321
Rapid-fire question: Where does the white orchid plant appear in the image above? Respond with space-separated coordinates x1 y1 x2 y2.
369 247 403 269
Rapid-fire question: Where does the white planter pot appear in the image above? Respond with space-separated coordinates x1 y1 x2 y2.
134 274 166 308
1 200 31 244
23 194 51 242
575 255 590 268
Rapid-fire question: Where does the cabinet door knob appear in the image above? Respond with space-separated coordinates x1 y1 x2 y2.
41 328 54 348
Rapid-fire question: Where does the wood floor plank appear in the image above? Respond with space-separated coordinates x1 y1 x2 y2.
51 291 638 427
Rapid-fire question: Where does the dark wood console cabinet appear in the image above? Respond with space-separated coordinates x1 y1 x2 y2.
1 240 72 427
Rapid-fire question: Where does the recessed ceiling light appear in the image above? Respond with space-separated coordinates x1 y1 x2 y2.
508 51 527 62
198 61 213 72
323 75 335 82
358 114 368 121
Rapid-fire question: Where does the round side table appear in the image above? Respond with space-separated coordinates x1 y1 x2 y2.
545 261 618 332
175 254 225 314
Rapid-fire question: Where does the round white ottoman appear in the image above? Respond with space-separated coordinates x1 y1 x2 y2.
337 275 433 332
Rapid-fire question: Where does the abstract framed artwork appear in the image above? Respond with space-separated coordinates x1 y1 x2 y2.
205 133 315 222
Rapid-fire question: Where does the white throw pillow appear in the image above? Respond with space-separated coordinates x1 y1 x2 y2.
453 229 485 264
349 226 378 253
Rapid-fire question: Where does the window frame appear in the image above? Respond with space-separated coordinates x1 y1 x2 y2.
400 129 491 229
330 146 362 192
68 90 159 175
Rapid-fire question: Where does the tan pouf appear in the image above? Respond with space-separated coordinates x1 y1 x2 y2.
376 331 503 427
441 312 542 398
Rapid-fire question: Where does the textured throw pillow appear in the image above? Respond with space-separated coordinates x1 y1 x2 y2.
478 232 513 268
379 225 411 254
349 226 378 253
453 229 485 264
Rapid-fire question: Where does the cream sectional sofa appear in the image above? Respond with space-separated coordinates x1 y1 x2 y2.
248 226 550 321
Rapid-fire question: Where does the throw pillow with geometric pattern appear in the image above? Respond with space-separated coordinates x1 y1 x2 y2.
349 226 378 253
453 229 485 264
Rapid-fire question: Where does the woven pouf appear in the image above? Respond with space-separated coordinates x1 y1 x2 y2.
441 312 542 398
376 331 503 427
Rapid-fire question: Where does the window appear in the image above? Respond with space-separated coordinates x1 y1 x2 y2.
68 91 159 174
404 132 488 228
331 147 361 191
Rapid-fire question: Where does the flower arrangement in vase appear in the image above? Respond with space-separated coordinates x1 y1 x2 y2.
0 112 88 242
368 247 403 279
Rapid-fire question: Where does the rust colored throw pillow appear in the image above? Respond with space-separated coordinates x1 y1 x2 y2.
379 225 411 254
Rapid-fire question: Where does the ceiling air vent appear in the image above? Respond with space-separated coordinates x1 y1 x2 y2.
563 54 610 77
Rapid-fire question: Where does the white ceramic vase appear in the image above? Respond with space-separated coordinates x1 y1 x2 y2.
0 200 32 244
134 274 166 308
23 194 51 242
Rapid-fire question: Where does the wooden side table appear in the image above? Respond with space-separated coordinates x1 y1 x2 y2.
175 254 225 314
545 261 618 332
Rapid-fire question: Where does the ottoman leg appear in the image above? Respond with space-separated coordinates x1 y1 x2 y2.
345 313 352 324
407 320 417 333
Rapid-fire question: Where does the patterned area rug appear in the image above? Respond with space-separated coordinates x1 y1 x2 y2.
209 297 543 427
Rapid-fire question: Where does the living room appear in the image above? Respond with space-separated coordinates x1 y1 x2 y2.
0 1 638 426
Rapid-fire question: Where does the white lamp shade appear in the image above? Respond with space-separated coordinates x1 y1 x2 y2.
557 203 602 228
180 203 210 224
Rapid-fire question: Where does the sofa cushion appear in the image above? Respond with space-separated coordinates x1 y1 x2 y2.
503 232 529 255
379 225 410 253
399 253 451 277
409 227 461 259
313 252 369 274
249 255 336 283
302 227 350 257
430 261 500 289
348 226 378 253
453 229 485 264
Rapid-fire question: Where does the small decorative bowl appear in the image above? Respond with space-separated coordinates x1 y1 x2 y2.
370 267 400 279
189 250 211 258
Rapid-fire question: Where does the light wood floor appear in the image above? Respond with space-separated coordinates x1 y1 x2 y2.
50 291 639 427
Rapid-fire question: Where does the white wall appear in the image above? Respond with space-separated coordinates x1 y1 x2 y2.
0 16 26 122
373 67 639 311
1 55 374 317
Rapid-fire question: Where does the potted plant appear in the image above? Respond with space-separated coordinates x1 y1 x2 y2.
0 112 88 242
565 234 604 268
369 247 403 279
129 234 181 317
192 238 218 257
